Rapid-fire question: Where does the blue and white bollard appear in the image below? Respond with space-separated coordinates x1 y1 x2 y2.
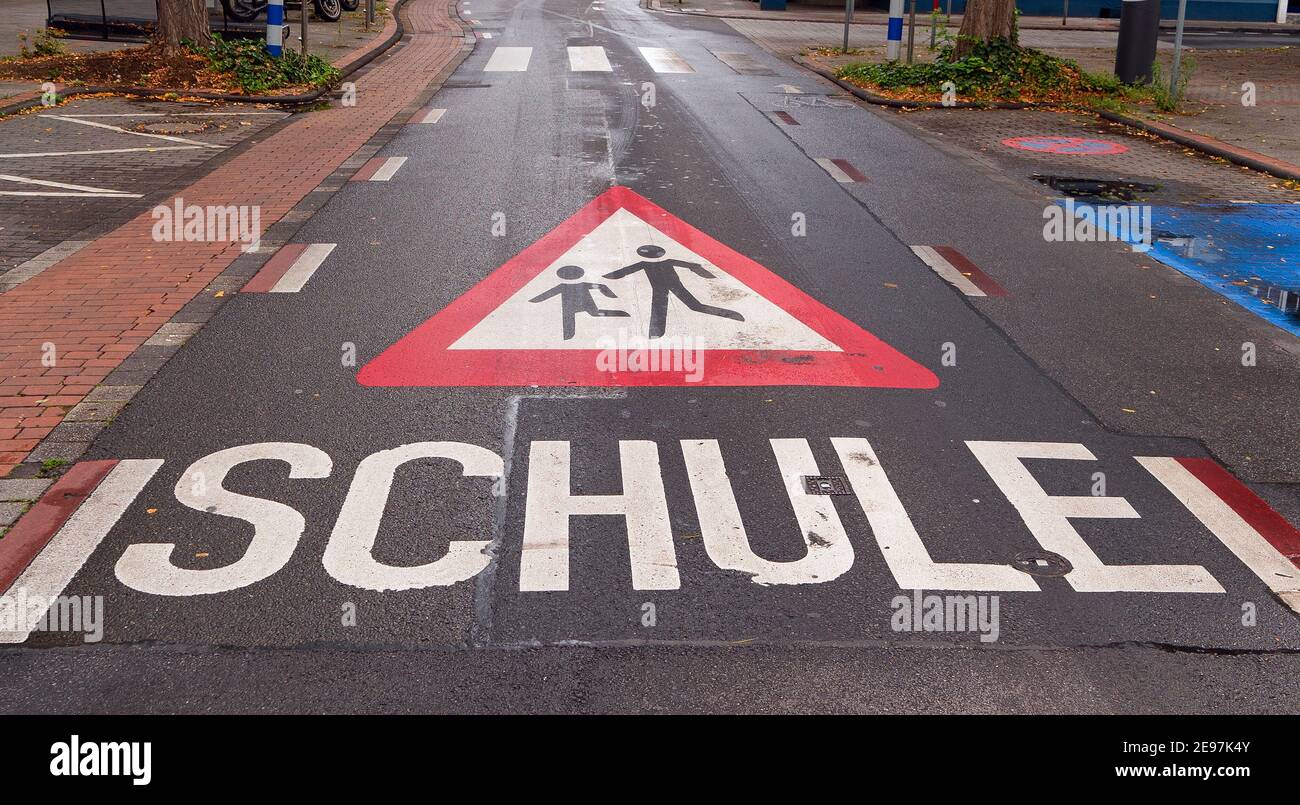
886 0 904 61
266 0 285 57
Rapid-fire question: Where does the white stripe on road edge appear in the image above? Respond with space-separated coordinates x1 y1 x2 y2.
0 459 162 644
0 174 140 198
639 47 694 73
1137 456 1300 612
911 245 987 297
0 146 203 159
484 46 533 72
271 243 336 293
368 157 407 182
568 45 613 72
412 108 446 124
813 157 855 184
42 114 223 148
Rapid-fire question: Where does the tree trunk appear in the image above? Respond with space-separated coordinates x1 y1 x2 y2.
154 0 213 55
952 0 1017 59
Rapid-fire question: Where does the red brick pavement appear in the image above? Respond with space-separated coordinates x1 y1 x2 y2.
0 0 464 476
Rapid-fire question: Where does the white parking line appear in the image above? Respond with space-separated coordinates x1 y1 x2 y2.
41 114 223 148
638 47 694 73
484 46 533 72
568 45 613 72
411 108 446 124
0 174 140 198
0 146 203 159
271 243 337 293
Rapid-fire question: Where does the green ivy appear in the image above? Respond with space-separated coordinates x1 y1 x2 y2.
191 34 341 95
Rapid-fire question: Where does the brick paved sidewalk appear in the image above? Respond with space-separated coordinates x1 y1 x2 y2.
0 0 467 478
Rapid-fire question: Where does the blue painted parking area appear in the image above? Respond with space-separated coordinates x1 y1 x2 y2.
1090 202 1300 337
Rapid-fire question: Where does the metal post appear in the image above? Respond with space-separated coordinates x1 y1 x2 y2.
887 0 904 60
100 0 108 40
1062 0 1069 25
842 0 854 52
301 0 309 56
906 0 917 63
1170 0 1188 98
1278 0 1288 24
267 0 285 56
367 0 376 27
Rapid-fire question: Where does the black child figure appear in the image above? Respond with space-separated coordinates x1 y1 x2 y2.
603 245 744 339
528 265 629 341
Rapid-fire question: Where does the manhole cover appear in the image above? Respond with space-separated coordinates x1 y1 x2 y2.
1003 136 1128 155
132 120 212 135
1034 174 1158 202
802 476 850 496
1010 550 1073 577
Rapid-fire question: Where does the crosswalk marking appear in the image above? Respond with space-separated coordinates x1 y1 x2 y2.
484 46 533 72
567 45 612 72
639 47 694 74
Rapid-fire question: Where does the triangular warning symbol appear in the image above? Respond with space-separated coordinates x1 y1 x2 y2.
358 186 938 388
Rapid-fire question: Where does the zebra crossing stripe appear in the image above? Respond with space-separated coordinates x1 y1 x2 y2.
639 47 694 73
568 46 613 72
484 47 533 72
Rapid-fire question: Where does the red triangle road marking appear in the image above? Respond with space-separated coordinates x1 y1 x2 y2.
357 186 938 388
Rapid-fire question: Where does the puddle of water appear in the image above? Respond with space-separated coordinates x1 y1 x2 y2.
1035 174 1159 202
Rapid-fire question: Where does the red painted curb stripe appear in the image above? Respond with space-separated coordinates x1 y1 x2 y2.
932 246 1009 297
1176 457 1300 565
243 244 309 293
829 159 868 182
0 460 117 593
773 111 799 125
351 157 387 182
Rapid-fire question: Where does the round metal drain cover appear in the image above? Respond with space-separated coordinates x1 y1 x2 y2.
1010 551 1073 577
133 120 211 135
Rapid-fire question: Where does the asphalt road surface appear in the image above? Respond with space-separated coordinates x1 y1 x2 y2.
1 0 1298 714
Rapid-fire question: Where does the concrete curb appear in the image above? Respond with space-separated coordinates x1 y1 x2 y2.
793 56 1300 184
0 1 411 119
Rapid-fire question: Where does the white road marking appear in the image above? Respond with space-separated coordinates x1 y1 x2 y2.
41 114 223 148
484 46 533 72
521 441 678 591
413 108 446 124
814 157 854 184
568 45 613 72
682 439 854 585
911 245 986 297
480 32 494 39
368 156 407 182
115 444 332 596
324 443 499 591
968 441 1223 593
833 438 1039 591
779 84 803 93
0 146 203 159
449 207 838 351
639 47 695 73
0 460 162 644
1138 456 1300 612
0 173 139 197
270 243 336 293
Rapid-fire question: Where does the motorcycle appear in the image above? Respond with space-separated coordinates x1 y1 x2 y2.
220 0 344 24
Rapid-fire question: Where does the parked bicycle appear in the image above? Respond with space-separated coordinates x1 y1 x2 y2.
220 0 344 23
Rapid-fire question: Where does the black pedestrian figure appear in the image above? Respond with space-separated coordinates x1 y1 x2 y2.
604 245 744 339
528 265 629 340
